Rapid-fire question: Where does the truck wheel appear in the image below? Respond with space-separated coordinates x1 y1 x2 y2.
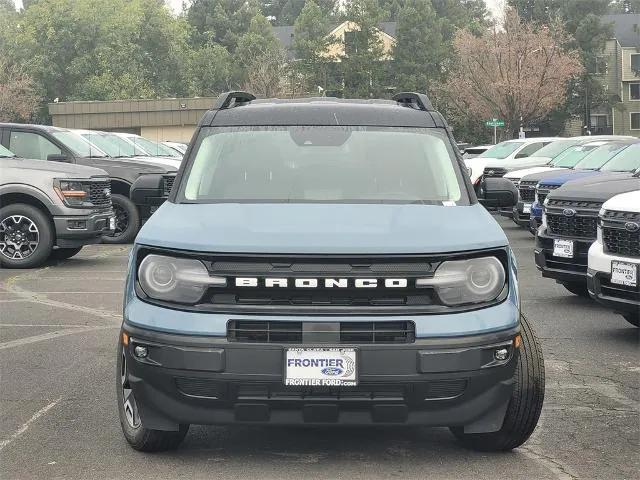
0 204 53 269
562 282 590 298
117 342 189 451
51 247 83 261
450 314 545 451
102 194 139 244
622 313 639 327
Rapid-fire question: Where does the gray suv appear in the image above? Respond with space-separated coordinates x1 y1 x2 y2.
0 144 114 268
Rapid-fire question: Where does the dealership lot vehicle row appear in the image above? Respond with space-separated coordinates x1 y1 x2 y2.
0 222 637 479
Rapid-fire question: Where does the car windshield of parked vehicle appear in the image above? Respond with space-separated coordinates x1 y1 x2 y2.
599 144 640 172
79 132 133 158
0 144 16 158
477 141 524 159
129 136 180 157
531 139 579 159
181 126 466 205
52 131 107 158
573 143 633 170
550 144 601 168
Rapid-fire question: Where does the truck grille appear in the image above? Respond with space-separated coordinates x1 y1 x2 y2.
518 181 536 202
227 320 416 344
536 184 560 205
602 210 640 257
162 175 175 196
483 167 508 178
88 180 112 207
545 199 602 240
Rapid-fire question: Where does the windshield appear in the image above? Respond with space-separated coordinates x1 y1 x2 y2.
532 139 579 159
52 131 106 157
0 144 15 157
128 136 180 157
478 142 524 159
551 144 601 168
80 132 132 157
600 144 640 172
180 126 466 205
574 143 633 170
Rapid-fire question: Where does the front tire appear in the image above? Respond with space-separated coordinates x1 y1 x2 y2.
622 312 639 327
451 314 545 451
117 342 189 452
102 194 139 244
0 204 54 269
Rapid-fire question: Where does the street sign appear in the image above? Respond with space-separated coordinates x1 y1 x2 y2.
485 119 505 127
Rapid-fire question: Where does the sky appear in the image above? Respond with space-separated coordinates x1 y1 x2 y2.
14 0 504 18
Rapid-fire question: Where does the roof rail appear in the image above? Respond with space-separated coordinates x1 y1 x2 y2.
213 91 256 110
392 92 434 112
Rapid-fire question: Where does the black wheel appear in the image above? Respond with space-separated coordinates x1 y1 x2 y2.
451 314 545 451
562 282 590 298
117 342 189 452
102 194 139 244
0 204 53 269
51 246 83 261
622 313 639 327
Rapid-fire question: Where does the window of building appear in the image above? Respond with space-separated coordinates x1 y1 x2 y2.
632 54 640 74
9 131 62 161
590 114 609 127
594 56 608 74
630 83 640 101
631 113 640 130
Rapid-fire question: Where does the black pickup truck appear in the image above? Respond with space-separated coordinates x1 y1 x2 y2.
0 124 176 243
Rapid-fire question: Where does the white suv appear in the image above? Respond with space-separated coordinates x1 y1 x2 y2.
587 190 640 327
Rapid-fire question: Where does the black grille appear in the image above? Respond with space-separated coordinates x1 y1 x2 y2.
88 180 112 207
227 320 416 344
547 199 603 210
602 211 640 257
483 167 508 178
162 175 175 196
174 379 467 402
536 184 560 205
519 185 535 202
547 214 597 239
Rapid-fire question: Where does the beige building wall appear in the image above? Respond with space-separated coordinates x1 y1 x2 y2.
323 21 395 60
140 125 197 143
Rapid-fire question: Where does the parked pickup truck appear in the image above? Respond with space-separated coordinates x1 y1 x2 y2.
116 91 544 453
0 123 177 243
588 190 640 328
0 144 114 268
534 171 640 297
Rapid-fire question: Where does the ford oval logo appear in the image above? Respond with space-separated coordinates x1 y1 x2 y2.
321 367 343 376
625 222 640 232
563 208 576 217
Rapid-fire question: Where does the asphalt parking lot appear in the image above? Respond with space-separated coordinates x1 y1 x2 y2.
0 217 638 480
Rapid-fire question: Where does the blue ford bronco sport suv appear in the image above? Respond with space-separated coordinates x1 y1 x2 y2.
118 92 545 452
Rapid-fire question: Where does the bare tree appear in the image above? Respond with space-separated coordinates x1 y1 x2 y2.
440 9 583 138
0 59 39 123
243 47 291 98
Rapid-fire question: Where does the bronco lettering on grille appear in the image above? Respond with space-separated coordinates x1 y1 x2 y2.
234 277 408 288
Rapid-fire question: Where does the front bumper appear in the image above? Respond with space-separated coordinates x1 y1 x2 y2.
122 322 518 432
53 208 114 248
587 269 640 314
535 228 593 284
512 201 531 227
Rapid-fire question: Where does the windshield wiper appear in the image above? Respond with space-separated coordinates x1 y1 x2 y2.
0 155 16 158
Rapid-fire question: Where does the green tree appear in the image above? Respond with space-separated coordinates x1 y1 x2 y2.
235 14 284 87
263 0 336 25
609 0 640 12
186 0 261 51
340 0 387 98
393 0 445 92
186 43 234 96
292 0 333 92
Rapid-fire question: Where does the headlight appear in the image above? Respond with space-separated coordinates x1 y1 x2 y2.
138 254 226 304
416 256 506 306
54 179 88 206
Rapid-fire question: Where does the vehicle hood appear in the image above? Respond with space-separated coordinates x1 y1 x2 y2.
1 157 108 177
136 202 508 254
505 166 558 180
484 156 551 171
537 169 601 186
464 158 490 183
549 172 639 203
520 168 573 184
602 190 640 213
124 156 181 169
82 157 176 174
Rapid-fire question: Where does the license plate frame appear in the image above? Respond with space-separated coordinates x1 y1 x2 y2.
284 347 358 387
553 239 574 258
523 203 532 214
611 261 638 287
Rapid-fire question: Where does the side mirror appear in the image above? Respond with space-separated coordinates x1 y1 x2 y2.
47 153 71 163
130 173 174 206
478 177 518 208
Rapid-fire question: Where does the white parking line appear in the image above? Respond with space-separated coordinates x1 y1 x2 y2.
0 325 117 351
0 399 61 452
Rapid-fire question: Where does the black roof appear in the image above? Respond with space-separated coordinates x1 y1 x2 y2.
203 97 440 128
602 14 640 47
